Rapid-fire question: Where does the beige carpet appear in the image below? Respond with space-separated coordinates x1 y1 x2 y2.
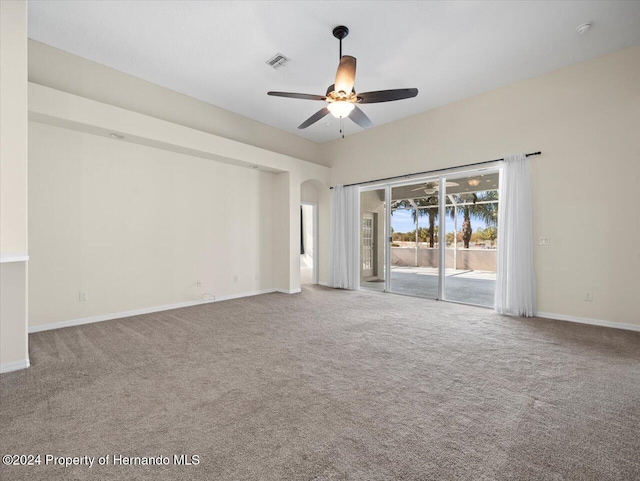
1 285 639 480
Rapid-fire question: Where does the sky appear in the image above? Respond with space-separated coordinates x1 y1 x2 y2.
391 208 492 234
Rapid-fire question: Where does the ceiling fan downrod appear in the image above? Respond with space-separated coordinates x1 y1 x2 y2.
333 25 349 59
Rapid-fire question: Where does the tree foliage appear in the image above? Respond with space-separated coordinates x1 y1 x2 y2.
446 191 499 248
392 190 499 249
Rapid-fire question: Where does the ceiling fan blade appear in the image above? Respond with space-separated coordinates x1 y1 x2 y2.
357 88 418 104
268 92 327 101
298 107 330 129
334 55 357 95
348 106 373 130
410 180 457 193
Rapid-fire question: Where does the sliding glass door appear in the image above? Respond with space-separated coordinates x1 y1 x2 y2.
359 168 500 308
442 173 499 307
388 182 440 299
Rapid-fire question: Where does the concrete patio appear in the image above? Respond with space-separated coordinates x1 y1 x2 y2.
361 266 496 307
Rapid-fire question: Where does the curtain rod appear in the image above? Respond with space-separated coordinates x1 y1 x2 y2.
330 151 541 189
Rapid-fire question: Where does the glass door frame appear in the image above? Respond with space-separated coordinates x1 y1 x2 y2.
385 175 442 299
358 184 392 292
358 165 501 307
439 168 501 306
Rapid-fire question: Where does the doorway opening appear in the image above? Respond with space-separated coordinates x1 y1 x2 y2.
300 203 318 285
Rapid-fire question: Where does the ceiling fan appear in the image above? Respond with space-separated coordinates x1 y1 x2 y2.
410 181 459 195
267 26 418 132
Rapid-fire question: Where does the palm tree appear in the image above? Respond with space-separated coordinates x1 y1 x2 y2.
416 196 438 247
391 197 439 247
447 191 498 248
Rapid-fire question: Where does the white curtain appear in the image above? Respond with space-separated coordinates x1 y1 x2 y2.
495 153 536 316
329 185 360 289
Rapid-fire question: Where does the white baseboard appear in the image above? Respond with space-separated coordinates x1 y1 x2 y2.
218 289 277 301
28 288 278 334
0 358 30 374
276 288 301 294
536 312 640 332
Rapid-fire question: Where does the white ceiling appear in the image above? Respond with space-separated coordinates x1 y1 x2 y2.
28 1 640 144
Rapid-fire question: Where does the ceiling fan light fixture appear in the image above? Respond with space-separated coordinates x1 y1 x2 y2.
327 101 355 119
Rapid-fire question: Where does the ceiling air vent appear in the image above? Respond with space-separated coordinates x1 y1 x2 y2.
266 53 289 69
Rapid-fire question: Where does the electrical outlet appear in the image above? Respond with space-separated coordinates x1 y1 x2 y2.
233 275 238 283
539 237 550 246
196 280 202 287
79 290 88 302
584 291 593 302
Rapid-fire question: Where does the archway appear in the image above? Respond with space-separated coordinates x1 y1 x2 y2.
300 180 320 285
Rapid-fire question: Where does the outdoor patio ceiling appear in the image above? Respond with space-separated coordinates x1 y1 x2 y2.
391 173 499 202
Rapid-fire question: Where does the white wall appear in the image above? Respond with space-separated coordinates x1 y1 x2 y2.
300 181 319 203
271 172 291 292
28 40 326 167
26 42 332 302
1 2 28 253
0 0 29 372
323 46 640 328
28 121 275 328
26 80 330 330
